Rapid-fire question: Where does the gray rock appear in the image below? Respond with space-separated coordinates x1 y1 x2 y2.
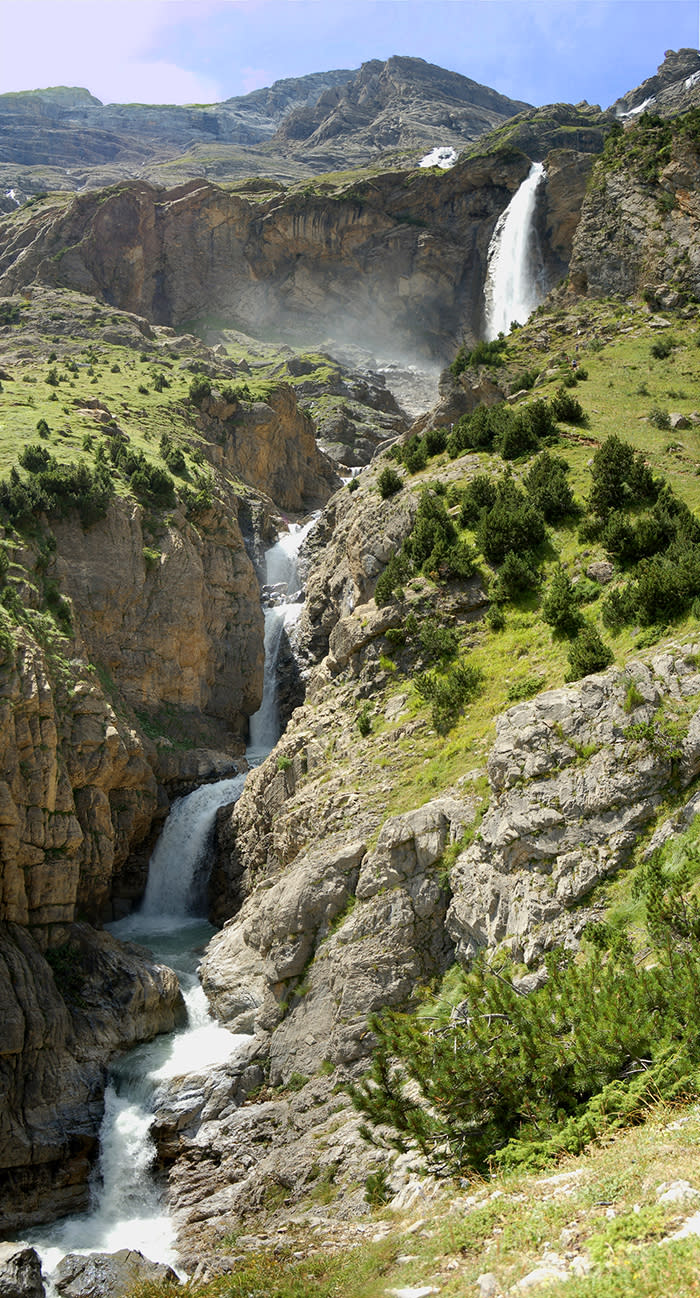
53 1250 178 1298
0 1245 44 1298
585 560 614 585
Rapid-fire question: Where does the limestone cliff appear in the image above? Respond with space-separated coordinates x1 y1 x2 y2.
0 151 575 359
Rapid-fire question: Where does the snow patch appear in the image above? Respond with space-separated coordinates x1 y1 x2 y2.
419 146 457 170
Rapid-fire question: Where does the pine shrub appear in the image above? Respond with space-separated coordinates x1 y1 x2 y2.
350 857 700 1178
542 566 583 636
566 621 614 680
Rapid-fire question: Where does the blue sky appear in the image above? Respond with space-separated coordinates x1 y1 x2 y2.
0 1 697 110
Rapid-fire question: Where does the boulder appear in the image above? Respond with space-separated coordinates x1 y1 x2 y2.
53 1250 178 1298
0 1245 44 1298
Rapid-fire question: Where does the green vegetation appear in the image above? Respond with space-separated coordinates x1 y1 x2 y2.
350 851 700 1178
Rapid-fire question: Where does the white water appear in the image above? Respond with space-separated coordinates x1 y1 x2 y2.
483 161 546 340
247 516 317 761
25 521 316 1283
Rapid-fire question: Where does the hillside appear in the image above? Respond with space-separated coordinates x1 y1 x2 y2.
3 43 700 1298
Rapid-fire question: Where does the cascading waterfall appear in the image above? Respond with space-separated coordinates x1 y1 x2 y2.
25 519 316 1284
483 161 546 341
247 516 317 760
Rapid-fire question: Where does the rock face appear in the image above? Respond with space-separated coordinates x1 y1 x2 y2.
569 78 700 303
447 653 700 963
0 149 578 359
272 56 531 167
51 495 264 744
610 48 700 119
0 1244 44 1298
0 920 183 1229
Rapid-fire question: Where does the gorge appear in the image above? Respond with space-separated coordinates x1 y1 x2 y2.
3 43 700 1298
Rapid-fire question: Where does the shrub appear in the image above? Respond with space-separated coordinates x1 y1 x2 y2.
494 549 539 601
475 478 546 564
542 566 583 636
588 435 658 519
497 410 540 460
350 855 700 1177
19 444 53 473
648 405 671 429
188 374 212 406
424 426 447 456
415 659 483 733
650 336 675 360
405 490 457 574
377 466 403 499
524 451 575 522
566 621 614 680
459 474 498 527
511 368 538 391
401 436 428 474
130 463 176 508
374 551 410 607
36 418 50 439
450 335 508 377
418 618 458 664
551 386 585 424
357 703 372 737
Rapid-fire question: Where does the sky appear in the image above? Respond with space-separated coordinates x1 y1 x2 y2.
0 0 697 112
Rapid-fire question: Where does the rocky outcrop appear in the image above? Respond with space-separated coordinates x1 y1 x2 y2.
0 153 558 359
0 920 183 1229
568 111 700 304
0 1244 44 1298
295 481 419 664
610 48 700 119
195 383 339 511
448 652 700 963
51 495 264 744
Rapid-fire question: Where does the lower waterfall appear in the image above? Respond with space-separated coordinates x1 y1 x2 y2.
483 160 546 340
23 519 315 1286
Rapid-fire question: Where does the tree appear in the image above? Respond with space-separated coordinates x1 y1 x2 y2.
542 566 583 636
566 621 614 680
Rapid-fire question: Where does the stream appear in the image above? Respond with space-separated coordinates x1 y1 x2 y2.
24 520 315 1285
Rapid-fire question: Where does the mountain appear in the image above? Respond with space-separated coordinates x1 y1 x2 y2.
4 46 700 1298
0 58 530 203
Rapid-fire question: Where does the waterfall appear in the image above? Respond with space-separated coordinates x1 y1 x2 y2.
247 517 317 761
483 161 546 341
22 518 317 1281
27 777 251 1279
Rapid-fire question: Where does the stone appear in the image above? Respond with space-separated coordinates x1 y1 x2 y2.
585 560 614 585
0 1245 44 1298
476 1274 500 1298
656 1179 700 1205
53 1250 179 1298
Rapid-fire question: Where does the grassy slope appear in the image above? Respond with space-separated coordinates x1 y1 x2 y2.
132 1100 700 1298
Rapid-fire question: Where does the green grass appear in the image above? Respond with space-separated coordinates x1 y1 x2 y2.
125 1101 700 1298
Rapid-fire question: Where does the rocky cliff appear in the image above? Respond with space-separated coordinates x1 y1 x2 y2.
0 286 341 1230
0 143 593 359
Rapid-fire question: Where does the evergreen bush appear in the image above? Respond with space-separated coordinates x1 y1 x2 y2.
566 621 614 680
542 566 583 636
377 466 403 499
350 856 700 1178
524 451 575 522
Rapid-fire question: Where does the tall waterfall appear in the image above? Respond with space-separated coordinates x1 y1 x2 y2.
23 520 316 1281
483 161 546 341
